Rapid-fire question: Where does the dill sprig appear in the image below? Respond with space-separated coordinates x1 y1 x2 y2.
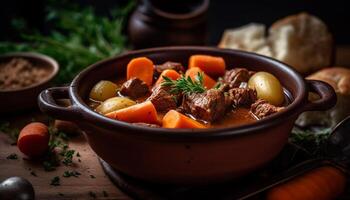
161 72 206 95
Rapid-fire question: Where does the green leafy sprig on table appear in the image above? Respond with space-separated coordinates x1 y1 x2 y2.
43 127 77 171
162 72 206 95
0 0 135 84
289 127 332 157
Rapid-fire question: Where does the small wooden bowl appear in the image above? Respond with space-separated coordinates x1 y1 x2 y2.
0 52 59 113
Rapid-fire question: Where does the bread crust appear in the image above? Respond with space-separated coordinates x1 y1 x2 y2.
269 12 334 74
307 67 350 95
218 13 334 75
296 67 350 127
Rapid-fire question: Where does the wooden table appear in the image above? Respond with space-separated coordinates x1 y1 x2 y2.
0 112 131 200
1 46 350 200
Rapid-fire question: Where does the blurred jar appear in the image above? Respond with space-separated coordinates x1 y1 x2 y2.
128 0 209 49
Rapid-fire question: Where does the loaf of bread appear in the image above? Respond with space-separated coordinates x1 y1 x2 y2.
269 12 333 74
219 23 273 57
296 67 350 127
219 13 334 75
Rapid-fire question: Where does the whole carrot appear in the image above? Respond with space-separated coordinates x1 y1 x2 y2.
267 166 346 200
17 122 50 157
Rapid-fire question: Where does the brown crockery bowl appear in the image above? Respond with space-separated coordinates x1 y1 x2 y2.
38 46 336 184
0 52 59 113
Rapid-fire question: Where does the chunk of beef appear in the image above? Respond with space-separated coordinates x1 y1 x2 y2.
132 122 160 128
181 89 227 122
147 85 178 113
228 88 257 107
120 78 149 99
224 92 233 109
154 61 185 76
250 99 284 119
223 68 252 88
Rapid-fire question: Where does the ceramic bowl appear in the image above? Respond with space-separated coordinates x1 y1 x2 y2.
38 46 336 184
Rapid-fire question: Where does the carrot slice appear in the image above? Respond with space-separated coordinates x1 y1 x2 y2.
162 110 206 129
126 57 154 86
105 101 158 124
189 55 226 77
155 69 181 85
185 67 216 89
17 122 50 157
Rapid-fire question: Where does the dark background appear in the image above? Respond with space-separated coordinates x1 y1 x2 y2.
0 0 349 45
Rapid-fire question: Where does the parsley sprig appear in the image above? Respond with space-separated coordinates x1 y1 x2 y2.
161 72 206 95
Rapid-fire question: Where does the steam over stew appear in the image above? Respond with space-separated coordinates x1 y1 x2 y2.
88 55 285 129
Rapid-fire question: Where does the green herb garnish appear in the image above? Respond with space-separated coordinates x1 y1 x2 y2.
63 170 81 178
161 72 206 95
43 127 75 171
50 176 60 186
62 150 75 165
6 153 18 160
213 82 222 89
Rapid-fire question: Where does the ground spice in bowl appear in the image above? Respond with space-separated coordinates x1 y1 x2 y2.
0 58 50 90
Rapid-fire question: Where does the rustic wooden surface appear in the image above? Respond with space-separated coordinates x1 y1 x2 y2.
0 112 131 200
0 46 349 200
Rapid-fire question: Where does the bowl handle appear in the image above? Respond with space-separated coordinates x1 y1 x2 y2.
301 80 337 112
38 86 81 121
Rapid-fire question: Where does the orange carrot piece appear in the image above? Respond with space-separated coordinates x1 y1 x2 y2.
162 110 206 129
267 166 346 200
189 55 226 77
185 67 216 89
105 101 158 124
17 122 50 157
126 57 154 86
155 69 181 85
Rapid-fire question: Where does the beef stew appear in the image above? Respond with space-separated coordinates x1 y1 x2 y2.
88 55 286 129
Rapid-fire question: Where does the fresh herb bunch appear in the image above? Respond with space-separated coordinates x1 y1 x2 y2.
289 127 332 157
0 0 135 84
162 72 206 95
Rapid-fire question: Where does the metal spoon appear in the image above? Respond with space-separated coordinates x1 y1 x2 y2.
235 115 350 200
0 177 35 200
